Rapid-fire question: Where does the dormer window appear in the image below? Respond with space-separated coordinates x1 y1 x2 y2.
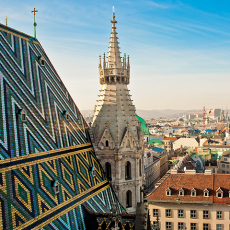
203 188 209 197
16 108 27 122
216 187 223 198
37 55 45 67
62 110 70 122
166 187 171 196
179 188 184 196
52 180 60 194
191 188 196 197
90 166 96 177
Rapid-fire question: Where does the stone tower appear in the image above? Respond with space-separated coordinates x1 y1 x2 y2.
90 10 144 213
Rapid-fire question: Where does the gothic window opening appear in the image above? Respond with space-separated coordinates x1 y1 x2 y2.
125 161 131 179
105 140 109 147
126 190 132 208
126 139 130 148
139 159 142 176
140 187 142 203
105 162 112 181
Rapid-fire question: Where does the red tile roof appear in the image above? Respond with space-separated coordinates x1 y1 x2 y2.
163 137 178 141
148 174 230 204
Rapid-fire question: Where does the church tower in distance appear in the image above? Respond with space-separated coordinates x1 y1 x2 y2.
90 9 144 213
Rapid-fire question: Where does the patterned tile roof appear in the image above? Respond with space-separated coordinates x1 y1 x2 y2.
148 174 230 204
0 23 128 230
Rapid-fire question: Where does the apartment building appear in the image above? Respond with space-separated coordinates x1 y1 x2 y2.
148 172 230 230
219 151 230 174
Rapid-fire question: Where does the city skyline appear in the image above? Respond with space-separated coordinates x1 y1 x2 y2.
2 0 230 111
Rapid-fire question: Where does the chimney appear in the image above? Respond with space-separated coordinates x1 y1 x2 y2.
204 170 212 175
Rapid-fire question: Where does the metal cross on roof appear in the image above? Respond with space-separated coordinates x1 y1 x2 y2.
31 8 38 38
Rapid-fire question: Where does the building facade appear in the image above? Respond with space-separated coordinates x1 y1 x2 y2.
90 12 144 213
219 151 230 174
151 147 169 178
148 173 230 230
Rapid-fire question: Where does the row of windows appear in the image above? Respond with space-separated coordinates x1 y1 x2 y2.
166 187 225 198
153 209 223 219
104 160 142 181
153 222 223 230
222 163 230 167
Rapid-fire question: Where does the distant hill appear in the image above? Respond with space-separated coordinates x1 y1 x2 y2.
136 109 187 119
81 109 187 119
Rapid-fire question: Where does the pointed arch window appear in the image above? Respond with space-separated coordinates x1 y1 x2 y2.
125 161 131 180
139 159 142 176
105 140 109 147
126 190 132 208
105 162 112 181
126 139 131 148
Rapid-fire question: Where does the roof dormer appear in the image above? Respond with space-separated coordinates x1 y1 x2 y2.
216 187 223 198
37 55 45 67
179 188 184 196
62 110 70 122
191 188 196 197
166 187 171 196
203 188 209 197
16 108 27 122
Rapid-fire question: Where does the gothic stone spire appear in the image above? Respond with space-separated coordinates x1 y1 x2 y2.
98 9 130 85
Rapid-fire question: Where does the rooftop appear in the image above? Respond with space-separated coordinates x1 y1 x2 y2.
152 146 165 153
148 138 164 146
163 137 178 141
148 173 230 204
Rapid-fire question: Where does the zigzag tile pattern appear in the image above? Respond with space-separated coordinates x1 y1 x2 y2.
0 24 125 230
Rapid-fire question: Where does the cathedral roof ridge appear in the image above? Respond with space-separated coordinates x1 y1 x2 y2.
0 22 39 44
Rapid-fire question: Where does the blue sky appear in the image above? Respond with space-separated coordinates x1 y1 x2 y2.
1 0 230 111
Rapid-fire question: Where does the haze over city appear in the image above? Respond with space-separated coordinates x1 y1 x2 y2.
1 0 230 111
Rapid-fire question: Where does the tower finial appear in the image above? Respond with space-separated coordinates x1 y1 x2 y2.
99 55 102 68
5 16 7 26
31 8 38 38
112 6 115 20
